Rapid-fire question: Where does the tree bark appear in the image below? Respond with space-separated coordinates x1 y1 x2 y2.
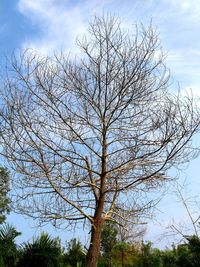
86 126 107 267
86 184 105 266
121 248 125 267
86 216 104 267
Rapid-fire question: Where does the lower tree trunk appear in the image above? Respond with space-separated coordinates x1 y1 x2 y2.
86 222 103 267
121 249 125 267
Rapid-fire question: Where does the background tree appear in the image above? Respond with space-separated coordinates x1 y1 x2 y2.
100 221 118 267
170 180 200 240
116 211 146 267
0 224 21 267
100 217 146 267
16 233 62 267
0 167 10 224
63 238 86 267
0 15 200 267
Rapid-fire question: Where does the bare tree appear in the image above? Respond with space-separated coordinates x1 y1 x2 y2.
0 15 200 267
116 212 147 267
170 181 200 239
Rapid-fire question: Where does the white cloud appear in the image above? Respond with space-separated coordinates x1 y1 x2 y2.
17 0 200 88
167 49 200 81
18 0 88 54
17 0 117 55
165 0 200 18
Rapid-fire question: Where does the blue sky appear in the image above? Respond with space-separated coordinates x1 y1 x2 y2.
1 0 200 247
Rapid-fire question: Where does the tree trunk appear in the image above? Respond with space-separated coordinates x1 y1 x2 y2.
86 127 107 267
121 249 125 267
86 221 103 267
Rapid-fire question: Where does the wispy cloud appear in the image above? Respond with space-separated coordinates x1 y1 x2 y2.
17 0 200 89
166 0 200 18
18 0 87 54
17 0 116 55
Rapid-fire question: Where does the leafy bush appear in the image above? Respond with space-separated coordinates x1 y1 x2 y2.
17 233 62 267
0 224 21 267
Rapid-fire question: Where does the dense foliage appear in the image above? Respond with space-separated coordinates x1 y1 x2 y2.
0 224 21 267
1 223 200 267
0 168 10 224
16 233 62 267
